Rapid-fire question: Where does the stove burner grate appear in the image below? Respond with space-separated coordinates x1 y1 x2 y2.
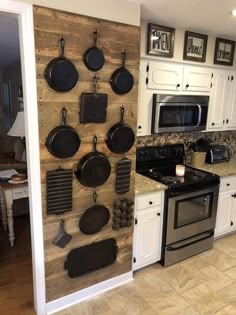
161 176 182 184
148 169 162 179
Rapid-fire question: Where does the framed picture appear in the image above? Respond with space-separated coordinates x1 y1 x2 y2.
183 31 208 62
147 23 175 58
214 38 235 66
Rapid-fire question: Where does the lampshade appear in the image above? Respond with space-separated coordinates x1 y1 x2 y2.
7 112 25 137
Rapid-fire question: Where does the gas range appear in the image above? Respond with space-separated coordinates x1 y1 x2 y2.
136 144 219 190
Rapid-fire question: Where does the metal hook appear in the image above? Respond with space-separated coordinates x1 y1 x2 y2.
121 50 126 67
93 29 98 47
60 219 65 230
92 135 98 152
120 106 125 123
92 74 99 97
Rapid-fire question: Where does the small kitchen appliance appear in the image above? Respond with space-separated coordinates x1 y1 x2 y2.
206 144 231 164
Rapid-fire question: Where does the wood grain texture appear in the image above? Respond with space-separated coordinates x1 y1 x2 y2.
33 5 140 301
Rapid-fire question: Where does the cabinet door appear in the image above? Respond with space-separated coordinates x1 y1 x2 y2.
207 71 229 130
183 66 212 92
215 190 234 238
133 208 161 270
147 62 183 91
226 73 236 130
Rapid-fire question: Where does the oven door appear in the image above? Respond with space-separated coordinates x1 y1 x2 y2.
166 185 219 245
153 103 208 133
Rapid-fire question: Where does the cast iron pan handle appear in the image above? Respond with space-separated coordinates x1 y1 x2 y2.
92 74 99 97
120 106 125 123
93 191 97 203
59 36 65 57
121 50 126 68
92 135 98 152
61 106 67 126
93 30 98 47
60 218 65 230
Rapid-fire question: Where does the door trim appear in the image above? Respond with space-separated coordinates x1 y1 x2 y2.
0 1 46 315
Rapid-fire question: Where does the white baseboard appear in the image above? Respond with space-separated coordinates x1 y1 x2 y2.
46 271 133 314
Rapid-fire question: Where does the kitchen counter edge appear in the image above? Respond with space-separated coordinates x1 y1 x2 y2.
135 173 168 195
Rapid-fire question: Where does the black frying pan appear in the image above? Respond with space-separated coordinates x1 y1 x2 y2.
109 51 134 95
44 36 79 92
106 106 135 154
79 192 110 234
83 30 105 71
45 107 81 158
75 135 111 187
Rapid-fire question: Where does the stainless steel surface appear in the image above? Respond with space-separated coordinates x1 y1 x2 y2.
166 185 219 245
152 94 209 134
206 145 231 164
163 230 214 267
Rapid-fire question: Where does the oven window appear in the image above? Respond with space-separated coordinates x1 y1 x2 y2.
159 105 199 127
175 192 213 228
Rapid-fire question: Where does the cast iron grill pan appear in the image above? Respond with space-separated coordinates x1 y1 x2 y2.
64 238 118 278
47 168 73 215
80 93 108 123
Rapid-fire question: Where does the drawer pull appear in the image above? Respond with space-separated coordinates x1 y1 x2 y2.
157 212 160 216
149 201 153 205
227 183 230 186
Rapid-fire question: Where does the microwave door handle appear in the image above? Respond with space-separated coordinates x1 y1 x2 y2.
195 104 202 127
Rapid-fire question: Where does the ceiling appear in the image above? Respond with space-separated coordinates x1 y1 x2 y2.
0 13 20 69
134 0 236 39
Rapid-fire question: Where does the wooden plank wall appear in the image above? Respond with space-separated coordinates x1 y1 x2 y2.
33 6 140 301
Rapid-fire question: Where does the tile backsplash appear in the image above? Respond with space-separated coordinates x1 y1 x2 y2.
137 131 236 162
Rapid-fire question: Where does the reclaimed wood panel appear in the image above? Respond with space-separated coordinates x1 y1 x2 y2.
33 5 140 301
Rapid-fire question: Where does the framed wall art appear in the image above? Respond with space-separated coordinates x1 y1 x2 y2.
214 38 235 66
147 23 175 58
183 31 208 62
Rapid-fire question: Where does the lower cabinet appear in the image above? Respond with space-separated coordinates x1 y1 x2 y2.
133 191 164 271
215 176 236 238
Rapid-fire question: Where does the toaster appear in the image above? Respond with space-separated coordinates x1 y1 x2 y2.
206 145 231 164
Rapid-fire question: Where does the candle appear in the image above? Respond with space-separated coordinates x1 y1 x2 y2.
176 165 185 177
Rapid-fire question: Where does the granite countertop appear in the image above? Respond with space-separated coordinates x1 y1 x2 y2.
189 156 236 177
135 173 168 195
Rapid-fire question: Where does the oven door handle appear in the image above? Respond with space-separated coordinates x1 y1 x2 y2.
195 104 202 127
166 230 214 251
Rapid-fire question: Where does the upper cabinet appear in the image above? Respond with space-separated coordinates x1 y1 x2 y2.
207 70 236 131
146 61 212 93
182 66 212 92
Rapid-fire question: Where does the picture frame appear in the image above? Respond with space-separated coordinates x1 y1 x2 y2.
183 31 208 62
147 23 175 58
214 38 235 66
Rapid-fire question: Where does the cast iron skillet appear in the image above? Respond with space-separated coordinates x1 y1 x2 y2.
75 135 111 187
45 107 81 159
106 106 135 154
109 51 134 95
83 30 105 71
44 36 79 92
79 192 110 235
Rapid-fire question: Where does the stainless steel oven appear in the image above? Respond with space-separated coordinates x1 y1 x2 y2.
163 184 219 266
151 94 209 134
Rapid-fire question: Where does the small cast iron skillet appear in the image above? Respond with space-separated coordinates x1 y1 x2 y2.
109 51 134 95
79 192 110 235
45 107 81 159
83 30 105 71
75 135 111 187
44 36 79 92
106 106 135 154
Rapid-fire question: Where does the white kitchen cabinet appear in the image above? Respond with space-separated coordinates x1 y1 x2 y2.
215 175 236 238
207 71 236 131
183 66 212 92
147 62 183 91
133 191 164 271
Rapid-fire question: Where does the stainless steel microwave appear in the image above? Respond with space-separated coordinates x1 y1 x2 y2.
151 94 209 134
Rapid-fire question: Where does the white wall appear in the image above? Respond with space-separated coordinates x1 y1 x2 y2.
141 20 236 68
14 0 141 26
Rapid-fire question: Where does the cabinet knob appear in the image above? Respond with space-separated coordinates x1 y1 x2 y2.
185 84 189 88
211 122 215 126
149 201 153 205
227 183 230 186
138 126 142 129
231 221 234 226
157 213 161 216
231 194 236 198
223 120 225 124
176 84 180 88
226 119 229 124
232 76 234 81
